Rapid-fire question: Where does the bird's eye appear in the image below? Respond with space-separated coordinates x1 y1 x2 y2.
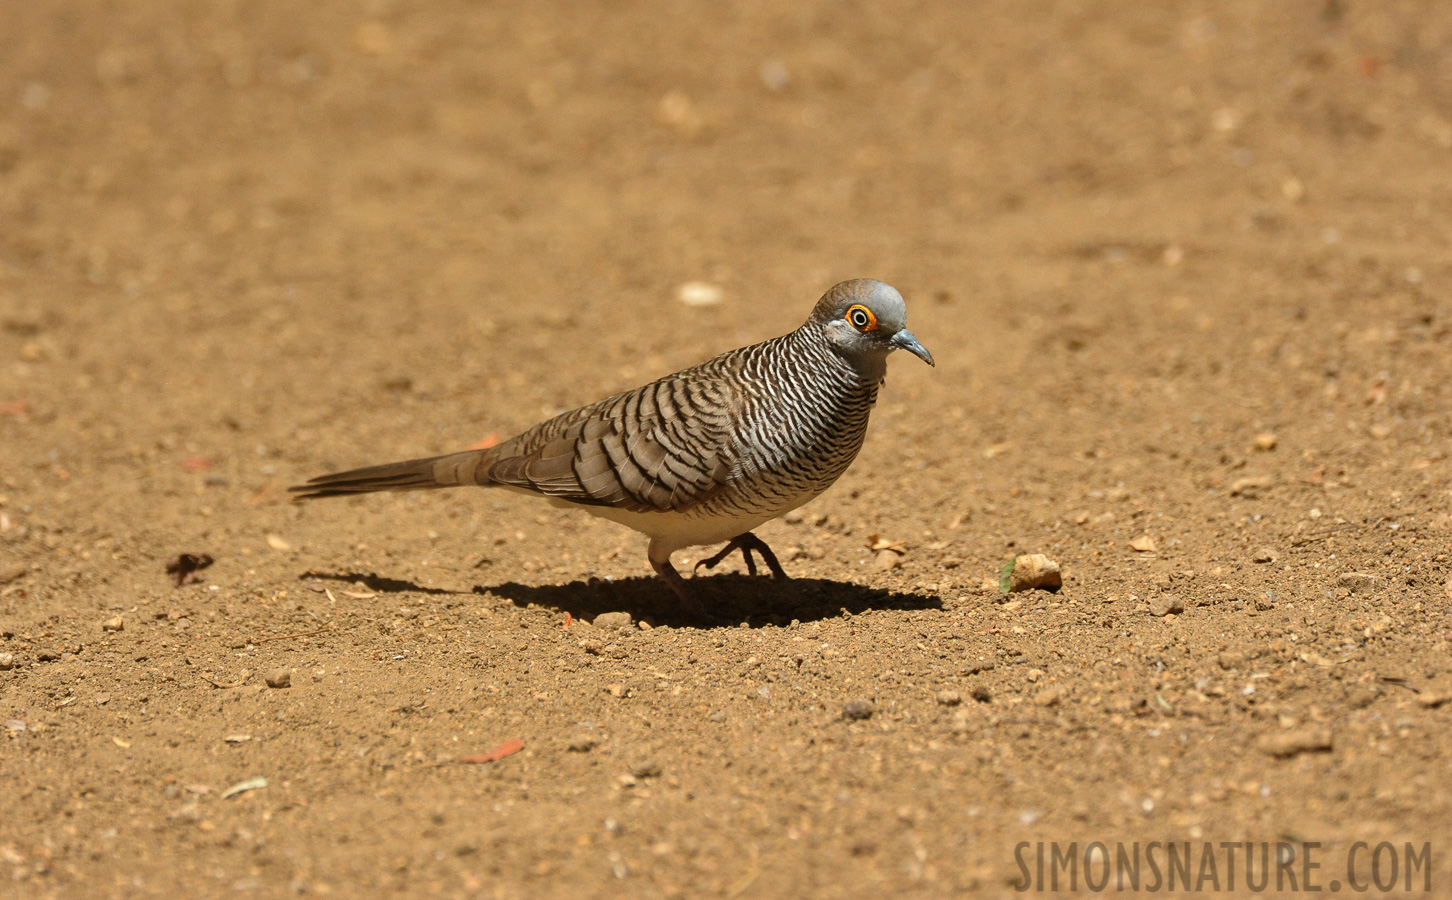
845 304 877 332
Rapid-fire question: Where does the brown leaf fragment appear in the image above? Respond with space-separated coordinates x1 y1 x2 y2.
165 553 214 587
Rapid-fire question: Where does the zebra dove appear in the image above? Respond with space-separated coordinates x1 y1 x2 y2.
290 279 933 609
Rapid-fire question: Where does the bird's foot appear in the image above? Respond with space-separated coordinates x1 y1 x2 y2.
651 556 714 622
693 532 789 579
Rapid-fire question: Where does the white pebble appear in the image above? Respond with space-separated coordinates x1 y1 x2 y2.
676 282 723 307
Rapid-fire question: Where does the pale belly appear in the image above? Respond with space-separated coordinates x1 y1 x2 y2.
546 493 820 556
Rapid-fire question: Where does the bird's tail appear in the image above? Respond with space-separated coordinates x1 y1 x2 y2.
289 449 495 500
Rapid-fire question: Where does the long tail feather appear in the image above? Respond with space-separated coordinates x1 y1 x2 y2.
289 450 493 500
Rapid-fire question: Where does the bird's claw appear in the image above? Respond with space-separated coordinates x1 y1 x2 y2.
692 533 787 579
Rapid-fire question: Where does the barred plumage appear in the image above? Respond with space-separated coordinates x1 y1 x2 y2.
291 279 933 611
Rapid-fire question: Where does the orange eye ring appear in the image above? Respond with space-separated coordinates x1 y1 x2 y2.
845 304 878 332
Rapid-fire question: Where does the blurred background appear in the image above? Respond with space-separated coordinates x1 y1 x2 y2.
2 1 1451 895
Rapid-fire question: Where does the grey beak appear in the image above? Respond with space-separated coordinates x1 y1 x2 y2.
892 329 935 366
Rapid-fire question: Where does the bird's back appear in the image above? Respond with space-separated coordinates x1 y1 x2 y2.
483 323 882 519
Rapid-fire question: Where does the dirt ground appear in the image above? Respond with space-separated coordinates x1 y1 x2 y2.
3 1 1452 897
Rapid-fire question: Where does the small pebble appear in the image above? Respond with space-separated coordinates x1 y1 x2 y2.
842 699 874 721
1007 554 1062 592
1129 535 1157 553
969 685 991 702
1254 432 1278 451
1217 651 1245 670
567 736 599 752
1149 596 1185 617
935 690 962 707
264 668 291 689
1337 572 1382 594
1230 476 1273 498
0 652 14 670
873 549 902 572
1345 685 1380 709
1251 547 1279 564
676 281 723 308
37 650 60 662
102 616 124 632
1034 685 1067 708
1258 727 1333 758
630 761 662 778
593 611 633 630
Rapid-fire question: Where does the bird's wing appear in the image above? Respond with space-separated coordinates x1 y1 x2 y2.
484 369 739 512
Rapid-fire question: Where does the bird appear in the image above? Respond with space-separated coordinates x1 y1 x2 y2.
290 279 933 612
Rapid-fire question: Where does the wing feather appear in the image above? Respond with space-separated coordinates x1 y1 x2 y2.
484 371 737 512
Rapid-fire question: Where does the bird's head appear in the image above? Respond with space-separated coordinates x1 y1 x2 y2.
811 279 934 369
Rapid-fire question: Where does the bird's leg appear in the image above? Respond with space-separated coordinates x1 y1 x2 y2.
648 542 709 619
738 532 789 578
694 538 750 575
693 532 789 579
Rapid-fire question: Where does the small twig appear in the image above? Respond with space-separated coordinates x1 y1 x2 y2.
1290 523 1359 547
1379 675 1420 694
204 669 251 689
252 625 332 644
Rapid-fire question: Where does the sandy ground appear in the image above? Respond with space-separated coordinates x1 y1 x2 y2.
2 1 1452 897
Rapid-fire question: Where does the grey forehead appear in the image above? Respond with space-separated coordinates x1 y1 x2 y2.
847 280 906 328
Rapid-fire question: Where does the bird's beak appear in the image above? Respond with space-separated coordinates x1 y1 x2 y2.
892 329 935 366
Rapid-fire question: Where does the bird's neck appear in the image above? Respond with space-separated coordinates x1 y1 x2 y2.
799 328 887 388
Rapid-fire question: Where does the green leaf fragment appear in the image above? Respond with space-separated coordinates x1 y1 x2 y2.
998 558 1016 595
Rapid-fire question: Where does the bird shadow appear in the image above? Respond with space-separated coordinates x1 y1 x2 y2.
300 571 466 596
473 575 942 629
